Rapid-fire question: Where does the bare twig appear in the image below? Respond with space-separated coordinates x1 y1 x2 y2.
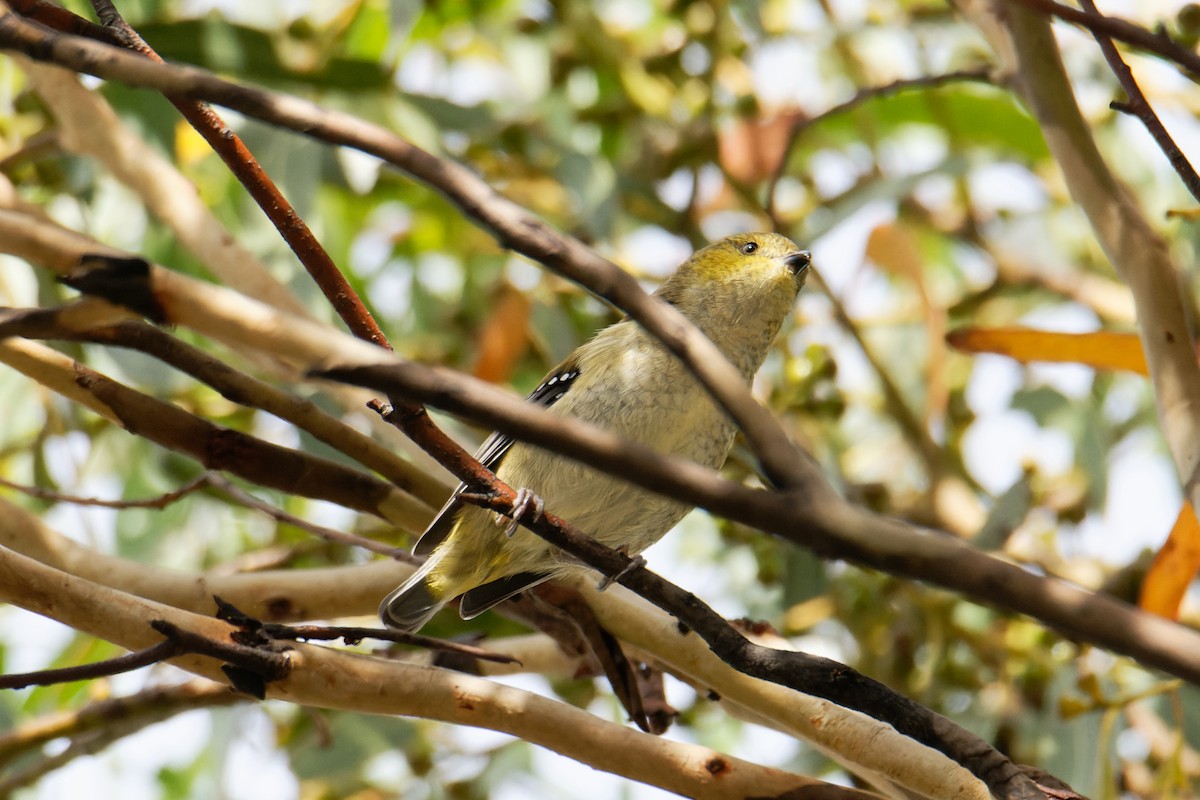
0 472 210 509
1076 0 1200 203
213 597 518 666
204 474 407 559
1010 0 1200 79
766 68 994 221
0 638 178 689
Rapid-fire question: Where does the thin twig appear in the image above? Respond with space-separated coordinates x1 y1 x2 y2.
0 638 178 689
0 472 210 509
257 623 519 665
1010 0 1200 79
205 473 408 559
1074 0 1200 204
766 68 994 221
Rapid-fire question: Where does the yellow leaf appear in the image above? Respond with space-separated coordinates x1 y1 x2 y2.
1140 503 1200 619
946 328 1147 374
174 121 212 168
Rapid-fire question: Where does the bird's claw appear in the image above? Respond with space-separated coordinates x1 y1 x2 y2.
503 487 545 538
597 554 646 591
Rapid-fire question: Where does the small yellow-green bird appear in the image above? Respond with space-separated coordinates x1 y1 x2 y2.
382 232 811 632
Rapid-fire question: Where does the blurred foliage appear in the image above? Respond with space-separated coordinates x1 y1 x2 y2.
2 1 1200 798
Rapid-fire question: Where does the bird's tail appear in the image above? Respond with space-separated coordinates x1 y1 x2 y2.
379 556 452 633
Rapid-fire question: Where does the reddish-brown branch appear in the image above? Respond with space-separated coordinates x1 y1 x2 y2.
9 0 114 42
87 0 389 350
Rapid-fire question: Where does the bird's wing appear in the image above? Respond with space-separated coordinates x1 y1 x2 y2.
412 359 581 557
459 571 554 619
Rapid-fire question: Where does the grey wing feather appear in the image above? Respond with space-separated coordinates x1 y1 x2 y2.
459 572 553 619
411 360 581 557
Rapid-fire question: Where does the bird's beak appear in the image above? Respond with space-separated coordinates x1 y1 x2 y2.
785 250 812 275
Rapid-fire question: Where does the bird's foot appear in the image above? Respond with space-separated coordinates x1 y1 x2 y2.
597 553 646 592
503 487 545 538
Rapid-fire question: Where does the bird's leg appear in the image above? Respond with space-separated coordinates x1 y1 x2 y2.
503 487 545 538
597 549 646 591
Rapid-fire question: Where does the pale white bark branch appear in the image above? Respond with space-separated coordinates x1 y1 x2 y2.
0 497 983 799
16 57 311 321
572 579 991 800
0 539 860 800
0 495 412 621
0 337 121 423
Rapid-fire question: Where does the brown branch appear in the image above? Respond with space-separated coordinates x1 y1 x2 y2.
1076 0 1200 204
1010 0 1200 79
316 360 1200 689
0 4 812 494
8 0 113 41
0 638 178 689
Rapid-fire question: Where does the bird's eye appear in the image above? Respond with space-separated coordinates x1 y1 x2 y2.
739 241 758 255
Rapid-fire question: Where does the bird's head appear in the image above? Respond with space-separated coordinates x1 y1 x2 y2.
658 232 811 314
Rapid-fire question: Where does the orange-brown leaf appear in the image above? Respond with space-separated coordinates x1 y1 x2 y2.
1140 502 1200 619
866 223 924 284
717 112 803 185
472 285 531 384
946 328 1146 374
